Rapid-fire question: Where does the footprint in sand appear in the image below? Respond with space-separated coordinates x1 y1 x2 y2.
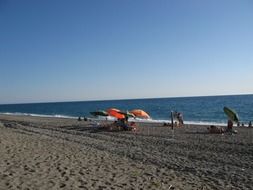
78 185 88 189
59 183 66 188
5 182 13 189
60 171 66 177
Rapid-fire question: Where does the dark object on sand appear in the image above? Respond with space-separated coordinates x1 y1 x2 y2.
163 122 170 127
207 125 224 134
96 120 137 132
78 117 82 121
84 117 88 121
249 121 252 127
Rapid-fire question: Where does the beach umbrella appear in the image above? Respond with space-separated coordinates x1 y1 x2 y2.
223 106 239 123
130 109 150 119
118 110 135 118
90 110 109 117
107 108 125 119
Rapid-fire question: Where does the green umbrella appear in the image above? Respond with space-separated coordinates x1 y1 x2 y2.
223 106 239 123
118 110 135 118
90 110 109 117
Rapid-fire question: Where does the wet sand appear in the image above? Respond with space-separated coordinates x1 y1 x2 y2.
0 114 252 190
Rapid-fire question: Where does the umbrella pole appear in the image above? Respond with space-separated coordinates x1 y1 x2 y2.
171 111 174 138
171 111 174 130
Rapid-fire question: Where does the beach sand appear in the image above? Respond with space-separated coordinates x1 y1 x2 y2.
0 114 252 190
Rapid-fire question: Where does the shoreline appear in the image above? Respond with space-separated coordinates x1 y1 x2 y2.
0 112 229 126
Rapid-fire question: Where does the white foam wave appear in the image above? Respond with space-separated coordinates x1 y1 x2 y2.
0 112 76 119
184 121 227 126
129 118 227 126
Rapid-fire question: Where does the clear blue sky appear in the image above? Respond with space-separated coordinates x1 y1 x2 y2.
0 0 253 104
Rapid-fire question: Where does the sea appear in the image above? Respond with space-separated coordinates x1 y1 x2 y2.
0 94 252 126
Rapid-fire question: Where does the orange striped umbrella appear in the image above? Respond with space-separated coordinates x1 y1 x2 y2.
107 108 125 119
130 109 150 119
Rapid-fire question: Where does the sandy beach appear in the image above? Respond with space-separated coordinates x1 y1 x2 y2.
0 114 252 190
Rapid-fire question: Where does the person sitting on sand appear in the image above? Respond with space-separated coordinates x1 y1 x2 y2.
83 116 88 121
207 125 224 134
163 122 170 127
116 118 131 131
129 122 138 132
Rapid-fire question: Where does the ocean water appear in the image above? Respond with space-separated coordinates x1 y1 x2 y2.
0 95 252 125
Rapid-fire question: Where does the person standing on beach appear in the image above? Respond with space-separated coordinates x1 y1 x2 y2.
125 115 129 123
227 120 233 133
178 112 184 127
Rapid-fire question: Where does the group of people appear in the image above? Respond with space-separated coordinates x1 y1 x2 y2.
115 116 137 131
78 116 89 121
171 111 184 128
237 121 252 128
77 115 137 131
163 111 184 128
79 111 251 134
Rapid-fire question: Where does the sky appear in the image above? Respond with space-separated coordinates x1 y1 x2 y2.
0 0 253 104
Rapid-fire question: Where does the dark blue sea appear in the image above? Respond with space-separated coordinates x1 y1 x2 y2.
0 95 253 125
